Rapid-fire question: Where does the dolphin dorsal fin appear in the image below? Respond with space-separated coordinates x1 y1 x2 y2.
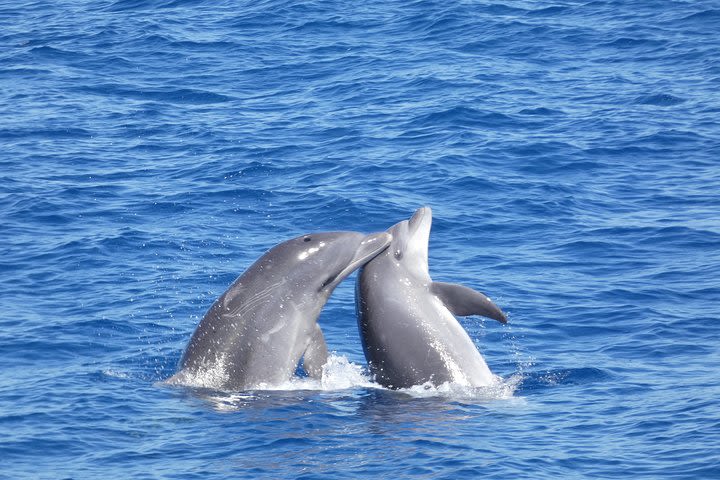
430 282 508 324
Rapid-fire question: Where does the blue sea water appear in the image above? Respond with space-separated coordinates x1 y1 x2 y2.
2 0 720 477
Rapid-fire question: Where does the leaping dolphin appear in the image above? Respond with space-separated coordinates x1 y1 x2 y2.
356 207 507 389
169 231 392 390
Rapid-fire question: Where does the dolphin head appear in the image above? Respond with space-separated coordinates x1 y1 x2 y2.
385 206 433 278
282 231 393 294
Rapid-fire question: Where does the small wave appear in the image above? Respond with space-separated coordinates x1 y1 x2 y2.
398 374 521 401
414 106 516 129
637 129 704 146
517 107 564 116
601 37 666 49
105 0 201 12
0 127 92 140
79 84 233 105
635 93 686 107
0 67 52 78
516 367 613 394
526 6 569 17
101 369 130 379
29 45 75 58
677 9 720 24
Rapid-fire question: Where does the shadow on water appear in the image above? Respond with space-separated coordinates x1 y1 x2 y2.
164 384 476 413
155 349 518 413
353 388 473 432
161 378 522 427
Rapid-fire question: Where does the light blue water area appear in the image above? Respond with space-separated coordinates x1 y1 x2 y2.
2 0 720 478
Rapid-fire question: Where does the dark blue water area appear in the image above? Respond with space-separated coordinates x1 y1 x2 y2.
2 0 720 478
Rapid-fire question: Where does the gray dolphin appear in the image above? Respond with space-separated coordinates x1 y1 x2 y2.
169 231 392 390
356 207 507 389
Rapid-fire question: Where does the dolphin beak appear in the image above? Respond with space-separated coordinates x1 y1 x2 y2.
320 232 392 292
353 232 393 266
345 232 392 276
408 206 432 236
404 207 432 263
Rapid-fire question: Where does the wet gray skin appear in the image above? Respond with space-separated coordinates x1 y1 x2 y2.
356 207 507 389
169 231 391 391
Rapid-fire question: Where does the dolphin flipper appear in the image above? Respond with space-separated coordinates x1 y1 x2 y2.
303 324 329 379
431 282 507 324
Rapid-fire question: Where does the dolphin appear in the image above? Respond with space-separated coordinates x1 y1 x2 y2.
169 230 392 390
355 207 507 389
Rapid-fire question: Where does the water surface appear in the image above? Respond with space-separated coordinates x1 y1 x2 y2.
2 0 719 478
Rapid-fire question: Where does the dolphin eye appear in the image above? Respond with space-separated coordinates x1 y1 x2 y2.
319 274 338 290
394 250 403 260
304 236 312 242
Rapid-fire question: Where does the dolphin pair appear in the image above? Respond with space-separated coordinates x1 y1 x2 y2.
170 207 507 391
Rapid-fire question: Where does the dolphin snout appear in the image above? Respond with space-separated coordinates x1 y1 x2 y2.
409 206 432 233
352 232 392 267
360 232 392 249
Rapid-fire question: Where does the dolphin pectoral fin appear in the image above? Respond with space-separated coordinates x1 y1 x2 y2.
431 282 508 324
303 324 329 379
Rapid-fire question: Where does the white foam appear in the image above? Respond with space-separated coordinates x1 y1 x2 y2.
162 353 231 390
248 354 375 391
162 353 520 403
163 353 373 392
321 354 377 390
399 373 521 401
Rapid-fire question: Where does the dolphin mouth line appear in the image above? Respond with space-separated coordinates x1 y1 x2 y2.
320 273 338 290
349 232 393 269
320 232 392 292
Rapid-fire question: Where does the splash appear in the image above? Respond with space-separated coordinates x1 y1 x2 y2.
161 353 520 403
251 354 375 391
162 353 231 390
399 373 522 401
161 353 374 392
321 354 376 390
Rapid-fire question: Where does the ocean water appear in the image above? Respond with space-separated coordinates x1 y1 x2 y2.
2 0 720 478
